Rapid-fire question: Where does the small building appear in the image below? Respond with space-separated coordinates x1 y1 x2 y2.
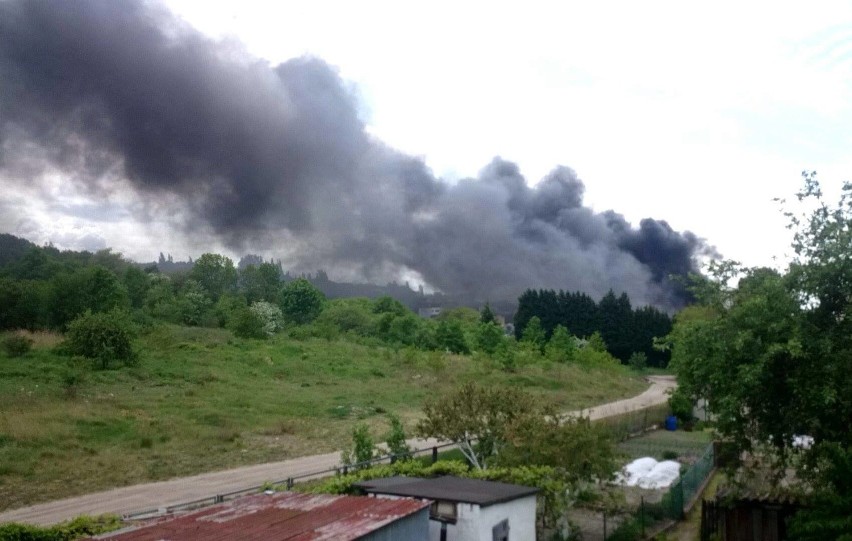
701 486 803 541
355 476 539 541
418 307 443 318
87 491 430 541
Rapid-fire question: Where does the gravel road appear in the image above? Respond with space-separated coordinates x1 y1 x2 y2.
0 376 675 526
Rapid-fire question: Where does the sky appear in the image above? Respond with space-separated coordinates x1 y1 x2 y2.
2 1 852 298
159 0 852 267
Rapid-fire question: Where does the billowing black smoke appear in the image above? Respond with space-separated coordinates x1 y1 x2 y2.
0 0 710 308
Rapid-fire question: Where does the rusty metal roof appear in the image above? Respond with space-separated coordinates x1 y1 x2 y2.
86 492 429 540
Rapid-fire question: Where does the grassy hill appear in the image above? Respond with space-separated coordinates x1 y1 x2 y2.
0 325 647 511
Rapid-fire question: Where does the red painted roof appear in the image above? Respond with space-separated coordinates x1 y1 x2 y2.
88 492 429 541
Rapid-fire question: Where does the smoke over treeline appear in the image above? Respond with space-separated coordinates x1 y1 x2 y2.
0 0 710 308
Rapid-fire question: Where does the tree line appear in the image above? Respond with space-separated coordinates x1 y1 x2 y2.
514 288 673 367
666 174 852 538
0 235 637 372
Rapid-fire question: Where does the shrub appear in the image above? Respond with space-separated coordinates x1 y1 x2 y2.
315 299 374 335
341 424 376 469
385 414 411 461
435 319 469 354
0 514 122 541
545 325 576 363
475 322 505 355
628 351 648 370
229 307 267 339
2 334 33 357
668 390 694 424
249 301 283 335
279 278 325 325
65 310 136 369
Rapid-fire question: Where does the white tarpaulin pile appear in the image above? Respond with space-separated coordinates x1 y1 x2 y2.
615 457 681 489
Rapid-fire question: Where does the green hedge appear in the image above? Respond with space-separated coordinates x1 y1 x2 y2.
0 515 122 541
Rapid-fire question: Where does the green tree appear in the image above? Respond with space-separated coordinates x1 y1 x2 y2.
189 253 237 301
627 351 647 371
175 280 211 326
480 302 498 324
0 278 47 329
49 266 129 328
239 262 281 304
475 321 506 355
315 298 375 335
122 266 150 310
599 290 634 362
278 278 325 325
586 331 607 352
520 316 546 352
144 274 179 322
341 423 376 469
65 309 136 369
212 293 246 328
500 413 617 486
229 305 267 339
435 319 470 354
545 325 576 363
387 313 420 346
385 414 411 461
372 296 407 317
417 383 540 469
666 175 852 536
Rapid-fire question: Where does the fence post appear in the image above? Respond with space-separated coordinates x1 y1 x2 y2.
286 478 293 490
640 496 645 538
432 446 438 463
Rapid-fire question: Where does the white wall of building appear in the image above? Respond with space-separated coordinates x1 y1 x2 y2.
427 495 537 541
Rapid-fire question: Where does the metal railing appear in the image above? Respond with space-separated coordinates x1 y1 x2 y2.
646 442 715 522
122 441 460 521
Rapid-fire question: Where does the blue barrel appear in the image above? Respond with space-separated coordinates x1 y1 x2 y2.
665 415 678 431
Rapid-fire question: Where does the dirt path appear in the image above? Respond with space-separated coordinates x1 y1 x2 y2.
0 376 675 526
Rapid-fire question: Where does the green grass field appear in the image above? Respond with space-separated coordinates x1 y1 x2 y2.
0 325 647 511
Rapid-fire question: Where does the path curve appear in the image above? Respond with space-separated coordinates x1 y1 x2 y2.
0 376 675 526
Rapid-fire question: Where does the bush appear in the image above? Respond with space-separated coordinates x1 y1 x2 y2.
668 390 694 424
279 278 325 325
628 351 648 370
249 301 283 335
229 307 267 339
385 414 411 460
65 310 136 369
0 514 122 541
315 299 374 335
2 334 33 357
435 319 469 354
341 423 376 469
475 322 505 355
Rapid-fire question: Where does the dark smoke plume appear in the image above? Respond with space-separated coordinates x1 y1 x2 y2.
0 0 710 308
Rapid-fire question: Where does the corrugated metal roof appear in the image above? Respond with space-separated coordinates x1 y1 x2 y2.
85 492 430 541
355 475 540 507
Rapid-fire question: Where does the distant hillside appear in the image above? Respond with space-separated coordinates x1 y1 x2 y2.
0 233 36 267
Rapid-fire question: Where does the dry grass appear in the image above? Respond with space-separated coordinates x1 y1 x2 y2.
7 329 64 349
